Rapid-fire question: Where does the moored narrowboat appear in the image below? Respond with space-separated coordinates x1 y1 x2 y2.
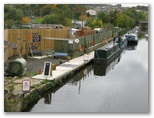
114 36 128 50
93 42 120 65
93 36 127 65
94 53 121 76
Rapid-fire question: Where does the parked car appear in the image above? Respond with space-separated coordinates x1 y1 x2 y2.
11 25 22 29
22 24 32 29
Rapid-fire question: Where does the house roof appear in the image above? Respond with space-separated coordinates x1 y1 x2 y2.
86 9 97 16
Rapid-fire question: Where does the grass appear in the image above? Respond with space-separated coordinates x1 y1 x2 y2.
26 71 38 77
35 17 43 24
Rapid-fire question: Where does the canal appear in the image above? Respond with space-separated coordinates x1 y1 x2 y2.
30 38 148 112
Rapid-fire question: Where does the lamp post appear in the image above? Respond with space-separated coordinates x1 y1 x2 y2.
82 4 86 54
82 4 83 31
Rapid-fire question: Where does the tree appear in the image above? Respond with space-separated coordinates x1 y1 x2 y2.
40 5 52 16
97 12 109 23
20 17 31 24
79 14 88 21
109 11 118 25
6 7 22 21
86 18 103 29
4 19 15 29
4 6 22 27
115 12 135 30
41 14 59 24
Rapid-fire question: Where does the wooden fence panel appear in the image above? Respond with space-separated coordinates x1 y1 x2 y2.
44 29 54 50
4 29 68 61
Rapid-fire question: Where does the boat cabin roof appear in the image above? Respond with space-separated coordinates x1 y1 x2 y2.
125 33 137 37
98 42 118 50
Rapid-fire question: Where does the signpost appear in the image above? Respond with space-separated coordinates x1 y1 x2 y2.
22 80 31 93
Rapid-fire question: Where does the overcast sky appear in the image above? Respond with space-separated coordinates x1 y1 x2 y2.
110 4 148 7
121 4 148 7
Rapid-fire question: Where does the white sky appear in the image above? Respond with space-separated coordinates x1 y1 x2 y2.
121 4 148 7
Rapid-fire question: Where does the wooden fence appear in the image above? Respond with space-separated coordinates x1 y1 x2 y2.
4 29 68 62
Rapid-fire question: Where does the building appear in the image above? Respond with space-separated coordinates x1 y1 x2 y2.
72 20 86 29
86 9 97 17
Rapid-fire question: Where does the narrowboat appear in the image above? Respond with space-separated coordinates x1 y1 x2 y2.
93 42 120 65
94 54 121 76
93 36 127 65
114 36 128 50
124 33 138 45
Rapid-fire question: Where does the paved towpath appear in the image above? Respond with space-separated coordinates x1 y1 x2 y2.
32 51 94 80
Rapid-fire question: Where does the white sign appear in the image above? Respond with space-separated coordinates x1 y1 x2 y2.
75 38 79 43
68 39 73 44
22 80 31 92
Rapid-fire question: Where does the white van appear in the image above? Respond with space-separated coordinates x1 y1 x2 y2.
94 28 103 33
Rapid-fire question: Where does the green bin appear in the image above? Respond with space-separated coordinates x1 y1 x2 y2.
8 58 27 76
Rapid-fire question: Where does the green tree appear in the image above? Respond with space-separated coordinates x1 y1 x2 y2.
4 19 15 29
115 12 135 30
86 18 103 29
6 7 22 21
40 5 52 16
109 11 118 25
97 12 109 23
41 14 59 24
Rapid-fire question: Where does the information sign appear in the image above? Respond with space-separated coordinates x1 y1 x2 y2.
22 80 31 92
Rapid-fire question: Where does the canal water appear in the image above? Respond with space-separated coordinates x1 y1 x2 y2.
30 38 148 113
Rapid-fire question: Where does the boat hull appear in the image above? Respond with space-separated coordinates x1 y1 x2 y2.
93 49 120 65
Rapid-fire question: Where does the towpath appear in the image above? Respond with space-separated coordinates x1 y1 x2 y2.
32 51 94 80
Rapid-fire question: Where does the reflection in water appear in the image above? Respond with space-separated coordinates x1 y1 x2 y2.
30 39 148 113
94 54 121 76
68 64 94 94
44 93 52 104
69 65 93 85
126 43 138 50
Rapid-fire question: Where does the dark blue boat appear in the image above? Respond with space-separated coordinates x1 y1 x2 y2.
124 33 138 45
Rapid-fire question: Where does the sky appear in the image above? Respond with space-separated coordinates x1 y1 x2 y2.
121 4 148 7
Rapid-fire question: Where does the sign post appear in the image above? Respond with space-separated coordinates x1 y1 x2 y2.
22 80 31 93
